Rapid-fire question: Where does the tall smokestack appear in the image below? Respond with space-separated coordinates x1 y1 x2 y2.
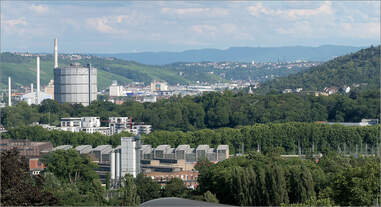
54 38 58 68
88 63 91 105
8 77 11 107
37 56 40 104
31 83 34 93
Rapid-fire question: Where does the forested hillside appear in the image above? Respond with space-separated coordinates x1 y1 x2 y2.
0 53 212 90
257 45 380 93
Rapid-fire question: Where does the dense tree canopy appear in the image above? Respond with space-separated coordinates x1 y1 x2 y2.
3 122 379 155
1 89 379 132
0 149 57 206
197 152 380 206
2 126 132 147
41 150 105 205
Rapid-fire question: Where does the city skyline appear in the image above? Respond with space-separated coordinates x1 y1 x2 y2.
1 1 380 53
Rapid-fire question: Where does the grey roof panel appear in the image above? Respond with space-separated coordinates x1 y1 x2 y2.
196 145 210 151
217 145 229 150
175 145 190 151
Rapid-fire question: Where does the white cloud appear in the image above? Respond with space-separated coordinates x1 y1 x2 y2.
4 17 27 27
285 1 332 19
161 7 229 17
247 1 333 19
30 4 49 14
86 16 118 34
189 24 217 35
116 15 129 23
247 3 282 17
340 22 380 38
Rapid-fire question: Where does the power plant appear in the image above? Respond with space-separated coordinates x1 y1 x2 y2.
36 56 40 104
53 38 97 106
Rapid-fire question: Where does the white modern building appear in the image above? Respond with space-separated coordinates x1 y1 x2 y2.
109 117 132 135
120 137 141 178
21 91 52 105
60 117 109 134
109 80 126 97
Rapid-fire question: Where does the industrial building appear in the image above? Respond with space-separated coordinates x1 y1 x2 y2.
0 139 53 158
18 56 51 105
45 138 230 188
53 38 97 106
91 145 113 163
120 137 141 178
0 139 53 175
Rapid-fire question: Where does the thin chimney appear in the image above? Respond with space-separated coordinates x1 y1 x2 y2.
31 83 34 93
8 77 11 106
37 56 40 104
54 38 58 68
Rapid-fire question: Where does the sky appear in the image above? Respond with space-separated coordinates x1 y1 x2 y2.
1 1 380 53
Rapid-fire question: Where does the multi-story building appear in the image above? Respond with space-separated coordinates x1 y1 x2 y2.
52 137 230 187
109 117 132 135
60 117 110 135
109 80 125 97
133 125 152 135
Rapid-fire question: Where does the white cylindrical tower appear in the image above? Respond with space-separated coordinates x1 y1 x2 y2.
8 77 11 106
31 83 34 93
54 38 58 68
36 56 40 104
121 137 137 178
116 150 120 179
54 63 97 106
111 151 116 180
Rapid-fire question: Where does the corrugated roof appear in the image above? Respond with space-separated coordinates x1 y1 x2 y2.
75 145 92 151
92 145 112 153
142 145 152 154
175 145 190 151
156 145 171 151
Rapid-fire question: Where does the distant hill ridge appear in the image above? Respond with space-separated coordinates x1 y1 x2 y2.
257 45 380 93
96 45 363 65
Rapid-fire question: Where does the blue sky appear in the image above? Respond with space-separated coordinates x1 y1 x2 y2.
1 1 380 53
